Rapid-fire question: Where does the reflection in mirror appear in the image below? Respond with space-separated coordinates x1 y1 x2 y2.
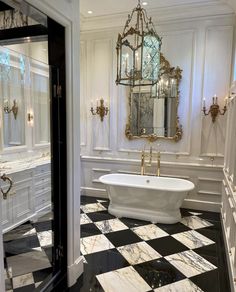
0 49 26 148
126 54 183 142
32 70 50 145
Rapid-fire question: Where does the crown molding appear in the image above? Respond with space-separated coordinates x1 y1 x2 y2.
80 2 234 32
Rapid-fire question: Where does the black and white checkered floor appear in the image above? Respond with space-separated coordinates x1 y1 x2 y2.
70 196 230 292
4 212 53 292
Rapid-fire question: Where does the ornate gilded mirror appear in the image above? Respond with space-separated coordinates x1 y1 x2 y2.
125 54 183 142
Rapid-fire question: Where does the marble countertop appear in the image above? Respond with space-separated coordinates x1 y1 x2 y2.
0 155 51 175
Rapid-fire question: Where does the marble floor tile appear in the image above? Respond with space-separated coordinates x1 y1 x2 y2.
97 266 151 292
37 211 53 222
172 230 215 249
37 230 53 248
12 272 34 289
81 203 107 213
35 281 43 288
80 234 114 255
97 199 108 203
4 235 40 256
5 266 12 279
3 224 36 242
117 242 161 265
80 214 92 225
188 212 203 216
132 224 169 240
181 216 213 230
165 250 217 278
7 250 51 277
154 279 203 291
95 219 129 234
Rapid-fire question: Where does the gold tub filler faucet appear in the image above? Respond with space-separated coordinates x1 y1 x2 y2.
141 145 161 176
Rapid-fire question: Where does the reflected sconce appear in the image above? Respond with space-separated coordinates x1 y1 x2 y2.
202 95 227 123
27 111 34 126
90 98 109 122
3 99 18 119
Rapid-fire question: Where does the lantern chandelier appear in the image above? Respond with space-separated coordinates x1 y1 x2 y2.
116 0 162 87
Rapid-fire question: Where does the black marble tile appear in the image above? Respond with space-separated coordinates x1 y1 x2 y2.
156 222 191 235
87 211 116 222
99 201 109 208
69 270 104 292
119 217 150 228
84 248 129 274
81 223 102 238
33 267 53 282
180 208 191 217
81 196 104 205
196 225 220 243
146 236 188 257
193 244 218 261
190 269 222 292
44 246 53 263
33 220 52 232
105 229 142 247
14 284 36 292
134 258 185 290
4 235 40 257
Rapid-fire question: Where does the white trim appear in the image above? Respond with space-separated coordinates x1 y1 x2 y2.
0 196 5 292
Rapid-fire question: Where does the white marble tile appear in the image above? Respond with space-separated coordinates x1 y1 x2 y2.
12 273 34 289
97 266 151 292
154 279 203 292
172 230 215 249
95 219 129 234
3 225 36 242
37 230 53 247
181 216 213 230
132 224 169 240
35 281 43 288
118 242 161 265
5 267 12 279
80 234 114 255
81 203 107 213
97 199 108 203
165 250 217 277
80 214 92 225
81 256 88 264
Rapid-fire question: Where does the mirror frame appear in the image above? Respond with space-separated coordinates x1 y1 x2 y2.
125 53 183 142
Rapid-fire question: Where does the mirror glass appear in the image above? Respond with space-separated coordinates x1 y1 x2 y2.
0 48 26 148
31 68 50 145
126 54 183 142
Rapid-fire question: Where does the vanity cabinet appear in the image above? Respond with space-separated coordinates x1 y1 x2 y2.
1 162 51 233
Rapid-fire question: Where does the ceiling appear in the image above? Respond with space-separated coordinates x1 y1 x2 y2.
80 0 235 18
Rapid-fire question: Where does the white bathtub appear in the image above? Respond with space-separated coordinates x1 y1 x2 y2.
99 173 195 224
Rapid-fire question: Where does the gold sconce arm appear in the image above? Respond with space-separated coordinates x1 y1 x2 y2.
1 174 13 200
202 95 227 123
3 99 18 119
90 98 109 122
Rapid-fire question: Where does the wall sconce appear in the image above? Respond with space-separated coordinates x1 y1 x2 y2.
27 112 34 126
3 99 18 119
90 98 109 122
202 95 227 123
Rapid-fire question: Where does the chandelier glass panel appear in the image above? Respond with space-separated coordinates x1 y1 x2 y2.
116 1 162 87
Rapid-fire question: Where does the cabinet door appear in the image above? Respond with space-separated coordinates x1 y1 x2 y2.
12 180 34 224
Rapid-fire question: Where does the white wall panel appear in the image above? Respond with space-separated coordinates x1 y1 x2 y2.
201 26 234 156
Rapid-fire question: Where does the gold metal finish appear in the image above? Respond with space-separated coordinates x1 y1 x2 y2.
116 0 162 87
140 147 161 176
90 98 109 122
125 53 183 142
0 173 13 200
3 99 18 119
202 95 227 123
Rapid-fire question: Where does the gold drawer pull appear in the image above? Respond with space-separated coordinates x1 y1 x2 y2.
1 174 13 200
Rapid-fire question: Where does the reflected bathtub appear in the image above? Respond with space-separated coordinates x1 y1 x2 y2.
99 173 195 224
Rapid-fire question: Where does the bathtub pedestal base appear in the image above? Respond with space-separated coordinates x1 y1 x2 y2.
108 204 182 224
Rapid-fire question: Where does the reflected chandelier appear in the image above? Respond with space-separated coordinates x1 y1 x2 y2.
116 0 162 87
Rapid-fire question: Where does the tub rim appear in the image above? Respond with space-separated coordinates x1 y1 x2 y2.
99 173 195 193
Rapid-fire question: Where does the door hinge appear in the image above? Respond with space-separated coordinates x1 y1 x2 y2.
56 245 64 260
53 84 62 98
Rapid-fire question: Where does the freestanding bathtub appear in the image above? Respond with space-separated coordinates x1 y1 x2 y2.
99 173 195 224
